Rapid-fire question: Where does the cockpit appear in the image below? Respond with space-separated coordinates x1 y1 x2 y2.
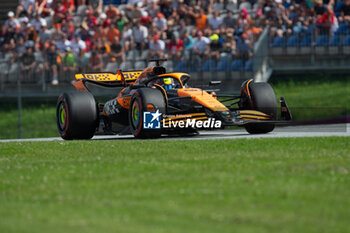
147 76 182 90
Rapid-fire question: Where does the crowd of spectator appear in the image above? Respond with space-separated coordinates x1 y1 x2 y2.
268 0 350 47
0 0 349 85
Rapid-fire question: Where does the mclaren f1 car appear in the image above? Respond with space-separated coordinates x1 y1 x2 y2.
56 59 292 139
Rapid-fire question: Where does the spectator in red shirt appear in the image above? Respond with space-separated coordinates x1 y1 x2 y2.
85 10 97 29
167 34 184 62
62 0 75 14
167 35 184 53
54 1 67 23
36 0 53 17
316 6 338 35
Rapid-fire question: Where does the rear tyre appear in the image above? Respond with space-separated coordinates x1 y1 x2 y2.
129 88 166 138
56 92 98 140
241 81 277 134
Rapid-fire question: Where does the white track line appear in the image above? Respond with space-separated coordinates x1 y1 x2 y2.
0 124 349 142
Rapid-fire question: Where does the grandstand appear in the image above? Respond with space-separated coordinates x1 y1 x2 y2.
0 0 350 97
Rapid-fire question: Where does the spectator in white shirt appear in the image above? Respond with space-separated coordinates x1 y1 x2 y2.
154 13 167 31
209 11 223 30
149 34 165 58
133 20 148 52
193 31 210 58
122 23 133 53
37 21 52 44
70 35 86 55
30 14 46 32
5 12 20 29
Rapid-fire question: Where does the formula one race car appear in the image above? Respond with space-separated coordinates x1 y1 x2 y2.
56 59 292 139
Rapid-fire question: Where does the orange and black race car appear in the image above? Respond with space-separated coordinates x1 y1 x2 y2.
56 59 292 139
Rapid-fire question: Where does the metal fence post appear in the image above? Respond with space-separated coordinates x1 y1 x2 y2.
17 69 22 139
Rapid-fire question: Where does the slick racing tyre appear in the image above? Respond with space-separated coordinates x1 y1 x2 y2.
240 81 277 134
57 92 98 140
129 88 166 138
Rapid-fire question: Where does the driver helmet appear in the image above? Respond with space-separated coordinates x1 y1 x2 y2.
161 77 175 90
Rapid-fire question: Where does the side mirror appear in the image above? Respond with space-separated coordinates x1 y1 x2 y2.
209 81 222 86
180 75 190 85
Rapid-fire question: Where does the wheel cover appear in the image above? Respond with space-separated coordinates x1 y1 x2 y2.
58 102 67 130
131 101 140 128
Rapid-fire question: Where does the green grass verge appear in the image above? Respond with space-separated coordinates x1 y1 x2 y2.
0 137 349 233
271 78 349 121
0 103 57 139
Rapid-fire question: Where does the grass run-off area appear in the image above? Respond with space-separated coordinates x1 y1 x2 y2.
271 77 349 121
0 77 348 139
0 137 349 233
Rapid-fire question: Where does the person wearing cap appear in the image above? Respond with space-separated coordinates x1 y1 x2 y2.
209 33 221 61
51 23 65 46
98 12 107 25
20 45 37 82
149 34 165 58
37 21 52 44
154 13 167 31
5 12 20 29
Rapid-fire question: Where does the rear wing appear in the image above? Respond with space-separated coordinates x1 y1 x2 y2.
73 70 142 91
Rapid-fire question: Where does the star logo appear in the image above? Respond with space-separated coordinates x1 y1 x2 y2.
151 110 162 122
143 110 161 129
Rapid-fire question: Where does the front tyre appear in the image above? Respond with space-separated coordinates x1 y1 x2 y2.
129 88 166 138
56 92 98 140
240 81 277 134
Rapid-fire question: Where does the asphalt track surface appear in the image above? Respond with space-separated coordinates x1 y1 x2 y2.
0 123 349 143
